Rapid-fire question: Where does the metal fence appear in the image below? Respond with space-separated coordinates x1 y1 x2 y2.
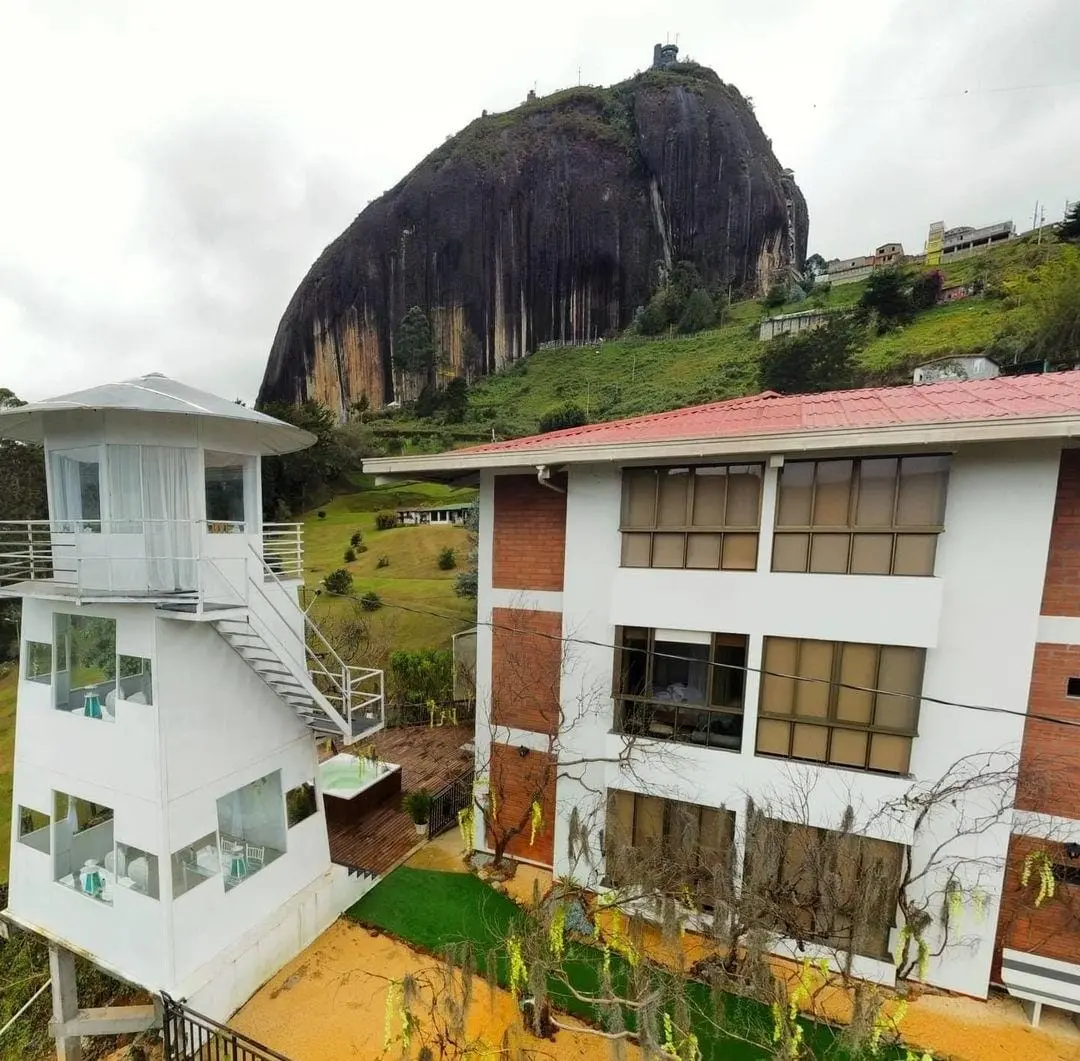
161 994 293 1061
428 769 474 840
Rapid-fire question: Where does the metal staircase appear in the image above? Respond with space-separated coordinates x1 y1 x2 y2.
203 544 384 745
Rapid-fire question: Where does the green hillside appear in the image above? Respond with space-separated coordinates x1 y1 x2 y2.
373 234 1073 444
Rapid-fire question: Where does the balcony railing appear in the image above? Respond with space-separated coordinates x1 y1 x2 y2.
0 520 305 603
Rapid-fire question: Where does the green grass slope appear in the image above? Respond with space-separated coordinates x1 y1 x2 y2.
438 235 1067 439
300 480 477 664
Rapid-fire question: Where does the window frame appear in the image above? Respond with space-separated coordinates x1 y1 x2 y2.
606 788 736 907
756 636 924 775
613 627 748 752
771 455 950 577
619 463 764 571
745 816 903 960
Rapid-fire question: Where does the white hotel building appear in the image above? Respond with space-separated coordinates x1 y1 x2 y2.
368 371 1080 1019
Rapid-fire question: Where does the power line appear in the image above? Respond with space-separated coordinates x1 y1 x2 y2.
340 594 1080 734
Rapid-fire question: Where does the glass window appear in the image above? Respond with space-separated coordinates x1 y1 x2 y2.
114 843 160 900
606 789 735 907
615 628 747 752
106 445 144 533
286 782 318 828
50 448 102 529
216 771 286 891
53 792 114 904
773 456 949 576
171 831 222 898
24 641 51 684
744 817 903 960
619 464 763 571
204 451 248 530
17 807 50 854
756 637 924 775
117 656 153 705
54 614 116 720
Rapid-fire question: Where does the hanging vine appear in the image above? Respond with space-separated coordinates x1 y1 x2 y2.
1021 850 1056 908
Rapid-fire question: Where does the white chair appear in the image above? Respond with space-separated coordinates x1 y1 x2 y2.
245 844 265 869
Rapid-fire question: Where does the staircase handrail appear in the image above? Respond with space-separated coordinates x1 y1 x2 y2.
246 543 355 715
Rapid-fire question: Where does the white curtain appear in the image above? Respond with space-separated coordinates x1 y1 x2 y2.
142 446 196 592
51 452 84 528
106 446 143 533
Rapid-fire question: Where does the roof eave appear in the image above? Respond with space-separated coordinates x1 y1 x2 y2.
362 414 1080 476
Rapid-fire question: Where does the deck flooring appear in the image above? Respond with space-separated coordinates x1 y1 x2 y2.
326 724 473 876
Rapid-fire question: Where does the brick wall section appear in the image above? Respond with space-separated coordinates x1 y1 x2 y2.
1017 643 1080 820
491 608 561 735
1040 450 1080 616
487 741 556 866
994 833 1080 969
492 474 567 591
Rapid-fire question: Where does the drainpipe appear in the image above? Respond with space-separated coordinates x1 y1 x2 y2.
535 465 565 494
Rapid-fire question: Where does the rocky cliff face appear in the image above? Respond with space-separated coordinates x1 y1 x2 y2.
259 63 808 414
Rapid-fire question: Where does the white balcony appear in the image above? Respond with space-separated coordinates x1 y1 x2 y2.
0 520 305 608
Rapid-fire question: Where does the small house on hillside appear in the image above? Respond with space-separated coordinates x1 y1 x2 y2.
396 503 473 526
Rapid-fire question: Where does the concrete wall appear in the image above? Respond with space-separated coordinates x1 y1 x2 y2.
470 441 1063 998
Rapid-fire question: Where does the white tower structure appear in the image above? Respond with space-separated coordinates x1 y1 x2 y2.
0 374 383 1034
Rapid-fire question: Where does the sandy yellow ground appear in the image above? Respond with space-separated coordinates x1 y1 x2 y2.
234 834 1080 1061
231 918 637 1061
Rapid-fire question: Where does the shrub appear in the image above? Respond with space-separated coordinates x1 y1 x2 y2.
388 648 454 706
324 568 353 595
375 511 398 531
437 546 457 570
911 270 945 311
350 530 363 547
763 282 788 309
356 543 369 553
360 590 383 611
759 315 863 394
538 403 587 434
403 788 432 825
677 287 717 333
376 555 390 568
344 547 356 563
317 510 327 520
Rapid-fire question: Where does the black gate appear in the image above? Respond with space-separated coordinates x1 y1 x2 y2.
427 769 474 839
161 994 293 1061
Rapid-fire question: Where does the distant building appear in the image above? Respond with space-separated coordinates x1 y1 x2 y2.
925 219 1016 264
759 310 830 342
912 355 999 385
937 282 976 305
396 503 473 526
825 241 904 286
652 43 679 69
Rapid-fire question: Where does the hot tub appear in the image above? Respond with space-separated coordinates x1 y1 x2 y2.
319 752 402 824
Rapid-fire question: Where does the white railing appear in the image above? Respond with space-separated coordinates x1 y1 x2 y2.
261 523 304 581
0 520 303 605
246 544 385 741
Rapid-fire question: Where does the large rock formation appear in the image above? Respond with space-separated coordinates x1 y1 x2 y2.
259 58 808 414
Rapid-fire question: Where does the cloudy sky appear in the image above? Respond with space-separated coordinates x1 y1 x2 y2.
1 0 1077 403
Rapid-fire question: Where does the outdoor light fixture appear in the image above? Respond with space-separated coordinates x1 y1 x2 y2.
1066 842 1080 860
518 745 529 758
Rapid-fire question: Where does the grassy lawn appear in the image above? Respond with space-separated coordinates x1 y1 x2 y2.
348 867 913 1061
301 481 478 660
0 665 16 884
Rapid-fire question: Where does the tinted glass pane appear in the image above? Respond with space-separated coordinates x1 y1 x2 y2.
721 533 758 570
875 647 923 731
622 470 657 527
761 638 797 715
777 463 813 526
685 533 722 569
809 534 850 574
725 467 762 527
651 534 685 568
656 471 690 526
794 640 831 718
829 728 869 768
893 534 938 576
792 723 828 761
896 456 949 526
812 461 853 526
851 534 893 575
855 458 898 527
621 533 651 567
690 469 726 527
869 733 912 774
836 643 876 723
756 718 790 756
772 533 808 572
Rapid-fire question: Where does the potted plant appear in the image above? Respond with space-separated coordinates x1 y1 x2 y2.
403 789 432 835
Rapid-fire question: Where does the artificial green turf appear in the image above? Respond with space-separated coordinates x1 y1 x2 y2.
347 867 915 1060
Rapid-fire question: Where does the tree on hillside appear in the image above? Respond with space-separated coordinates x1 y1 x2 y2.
538 404 587 434
804 252 827 278
759 315 863 394
639 261 719 337
910 270 944 311
256 400 363 517
1059 200 1080 243
763 281 788 310
395 306 437 393
857 267 915 331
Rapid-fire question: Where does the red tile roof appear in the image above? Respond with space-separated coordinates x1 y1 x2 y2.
462 371 1080 455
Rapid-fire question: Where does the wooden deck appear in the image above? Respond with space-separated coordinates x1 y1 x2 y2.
325 724 473 876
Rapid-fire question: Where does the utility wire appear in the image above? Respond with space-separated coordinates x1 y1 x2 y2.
345 594 1080 733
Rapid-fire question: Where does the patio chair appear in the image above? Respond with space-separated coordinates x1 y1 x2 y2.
245 844 265 869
